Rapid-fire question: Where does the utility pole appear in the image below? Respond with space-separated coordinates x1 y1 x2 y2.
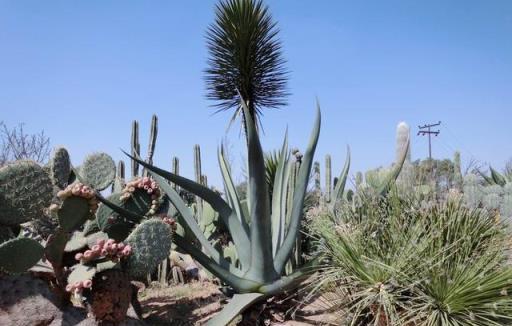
417 121 441 160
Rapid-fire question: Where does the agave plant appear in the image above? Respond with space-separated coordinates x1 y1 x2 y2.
113 99 349 325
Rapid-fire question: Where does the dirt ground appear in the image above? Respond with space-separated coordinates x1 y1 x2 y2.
138 281 339 325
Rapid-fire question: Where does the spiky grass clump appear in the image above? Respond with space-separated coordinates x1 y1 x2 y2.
308 193 512 325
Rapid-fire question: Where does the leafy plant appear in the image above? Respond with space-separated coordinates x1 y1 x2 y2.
121 100 334 325
308 191 512 325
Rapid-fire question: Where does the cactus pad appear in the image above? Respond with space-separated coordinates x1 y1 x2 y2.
83 219 100 236
0 160 53 226
96 193 139 241
68 264 97 285
124 219 173 277
81 153 116 191
96 193 123 231
58 196 91 232
0 237 44 274
0 226 14 244
123 188 154 216
45 231 69 266
65 231 88 252
86 231 108 249
49 147 71 189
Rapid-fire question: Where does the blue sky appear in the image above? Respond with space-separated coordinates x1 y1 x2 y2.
0 0 511 186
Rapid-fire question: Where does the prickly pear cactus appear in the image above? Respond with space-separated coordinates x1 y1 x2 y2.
483 185 504 211
463 173 483 209
49 147 71 189
81 153 116 191
96 193 138 241
85 269 132 324
0 160 53 226
500 184 512 221
0 237 44 274
124 219 173 277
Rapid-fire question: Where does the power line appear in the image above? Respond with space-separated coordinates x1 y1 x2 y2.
417 121 441 160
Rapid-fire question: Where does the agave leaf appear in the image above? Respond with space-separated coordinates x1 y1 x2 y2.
328 146 351 213
377 136 409 196
148 171 243 276
218 146 250 234
123 151 251 258
218 145 251 270
259 256 321 295
274 103 321 274
241 97 275 282
490 166 507 186
206 293 265 326
271 131 291 256
95 193 145 224
174 234 258 292
476 168 495 186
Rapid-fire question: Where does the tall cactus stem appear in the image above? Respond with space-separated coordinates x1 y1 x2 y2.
131 120 140 178
147 115 158 165
325 154 332 203
118 160 125 179
194 144 203 220
313 161 321 193
172 157 180 190
396 122 411 163
454 151 463 190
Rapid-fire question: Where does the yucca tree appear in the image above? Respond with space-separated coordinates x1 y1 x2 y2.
205 0 288 128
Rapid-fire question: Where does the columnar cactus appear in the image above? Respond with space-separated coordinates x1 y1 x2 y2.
172 156 180 191
453 151 463 190
313 161 321 193
146 115 158 167
396 121 411 163
131 120 140 178
325 154 332 203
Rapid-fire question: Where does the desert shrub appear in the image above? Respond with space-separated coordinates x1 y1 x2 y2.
308 192 512 325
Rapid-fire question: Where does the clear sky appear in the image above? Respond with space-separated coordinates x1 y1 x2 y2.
1 0 511 186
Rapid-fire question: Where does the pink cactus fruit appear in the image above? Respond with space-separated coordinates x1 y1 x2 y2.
82 280 93 289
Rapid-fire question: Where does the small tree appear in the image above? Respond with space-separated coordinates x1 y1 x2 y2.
0 122 51 166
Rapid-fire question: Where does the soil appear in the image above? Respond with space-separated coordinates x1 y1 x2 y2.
138 281 339 325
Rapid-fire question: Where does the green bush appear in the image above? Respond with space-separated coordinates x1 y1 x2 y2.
308 192 512 325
